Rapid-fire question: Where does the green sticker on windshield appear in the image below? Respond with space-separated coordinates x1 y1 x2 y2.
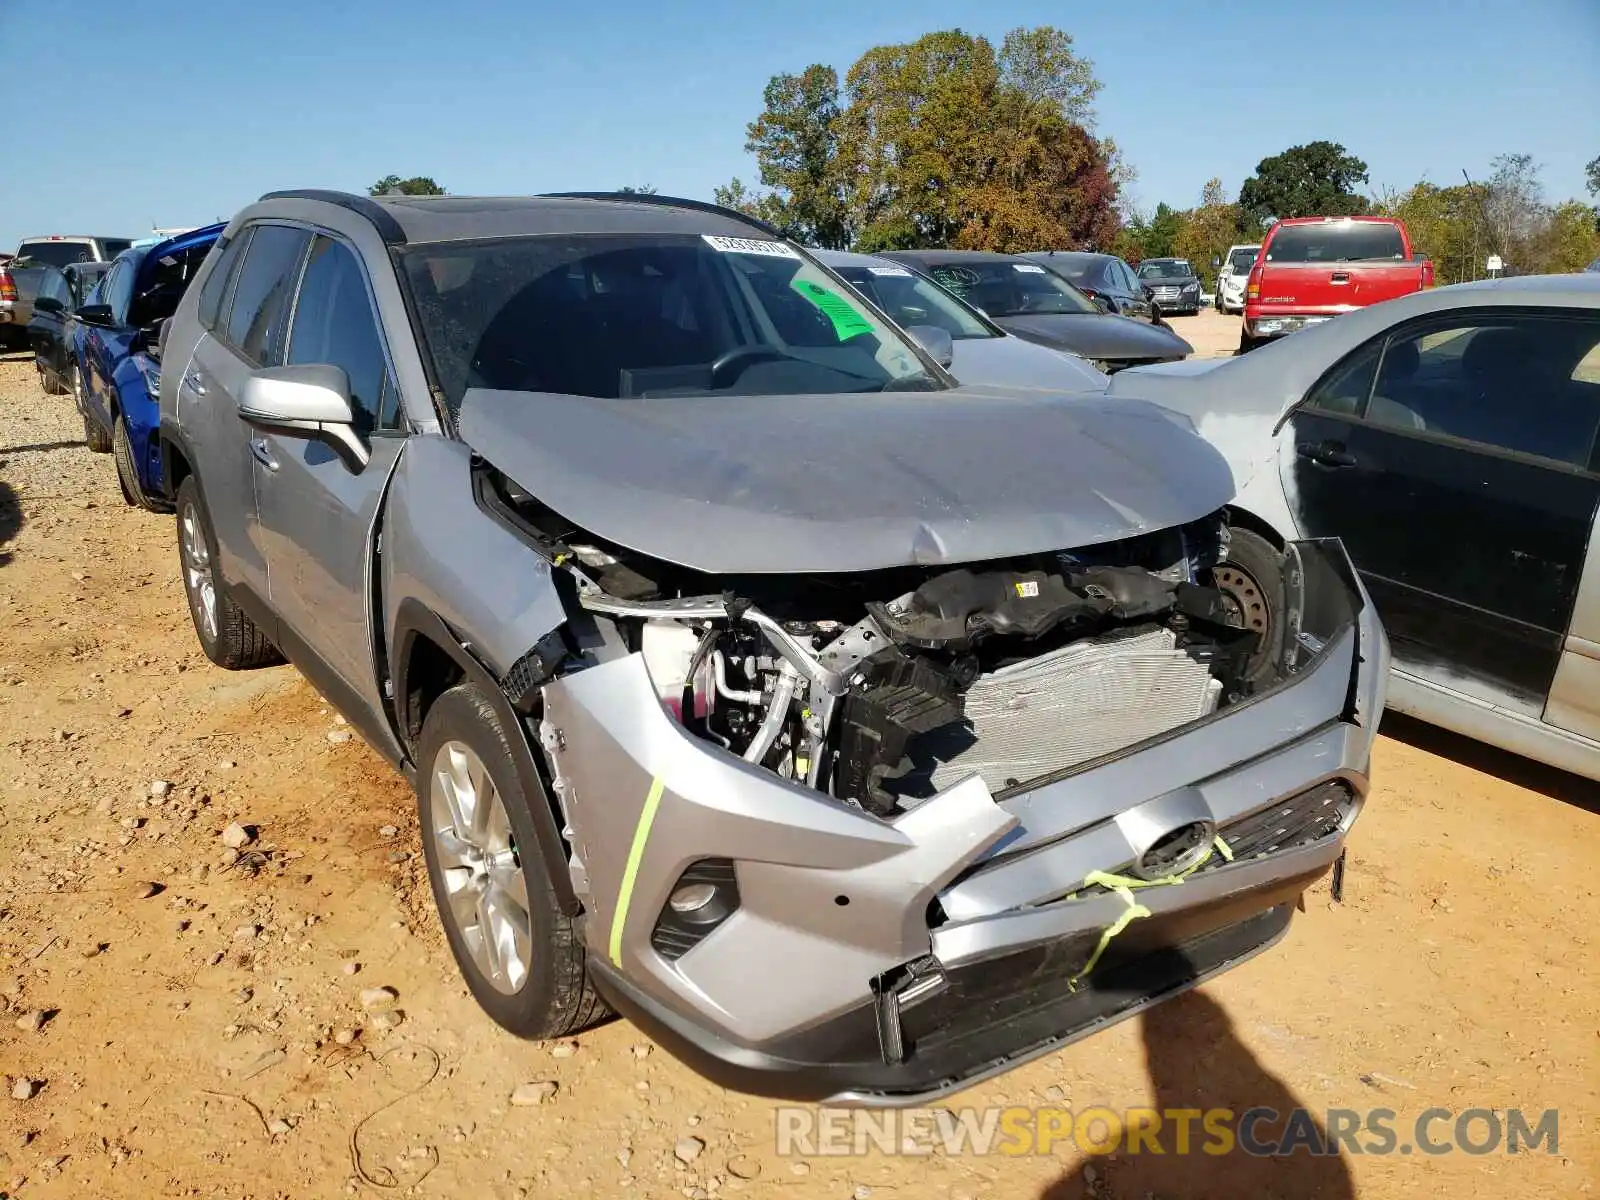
790 278 875 341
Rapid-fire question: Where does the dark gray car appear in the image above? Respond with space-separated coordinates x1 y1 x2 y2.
156 190 1384 1106
1134 257 1203 316
880 249 1192 372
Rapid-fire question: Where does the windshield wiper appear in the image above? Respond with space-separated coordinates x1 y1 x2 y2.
878 372 942 392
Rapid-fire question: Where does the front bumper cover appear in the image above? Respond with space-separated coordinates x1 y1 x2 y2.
541 539 1387 1105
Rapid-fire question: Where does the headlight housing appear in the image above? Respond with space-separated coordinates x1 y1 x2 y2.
137 357 161 398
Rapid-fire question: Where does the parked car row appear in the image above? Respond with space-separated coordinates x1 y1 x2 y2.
15 187 1598 1111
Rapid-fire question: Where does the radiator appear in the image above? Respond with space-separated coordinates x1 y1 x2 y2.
924 628 1222 794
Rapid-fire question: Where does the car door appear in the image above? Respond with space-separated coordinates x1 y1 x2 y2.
184 223 311 611
1283 309 1600 718
85 260 137 431
252 233 405 736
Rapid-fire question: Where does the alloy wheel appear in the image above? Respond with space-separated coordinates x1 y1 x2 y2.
178 499 218 644
428 740 532 995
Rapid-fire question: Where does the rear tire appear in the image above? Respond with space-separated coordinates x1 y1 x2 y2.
1212 526 1288 687
78 362 111 452
175 476 282 670
1237 329 1259 355
415 683 607 1040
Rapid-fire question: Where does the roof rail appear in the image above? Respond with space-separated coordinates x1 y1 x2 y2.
255 189 409 245
539 191 786 240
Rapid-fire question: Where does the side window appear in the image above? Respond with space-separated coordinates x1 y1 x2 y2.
286 237 391 433
1361 315 1600 467
197 233 248 331
1305 341 1381 418
105 260 136 324
37 269 69 306
225 225 312 366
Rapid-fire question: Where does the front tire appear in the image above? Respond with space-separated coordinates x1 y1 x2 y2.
175 476 282 670
112 416 166 511
416 683 606 1040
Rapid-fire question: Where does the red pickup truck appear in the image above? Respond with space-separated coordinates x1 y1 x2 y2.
1239 215 1433 352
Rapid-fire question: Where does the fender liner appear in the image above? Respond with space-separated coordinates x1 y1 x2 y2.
391 597 580 916
157 414 197 502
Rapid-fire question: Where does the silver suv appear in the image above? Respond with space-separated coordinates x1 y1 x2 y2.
157 189 1387 1106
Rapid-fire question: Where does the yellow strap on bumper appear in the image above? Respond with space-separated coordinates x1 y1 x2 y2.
1066 834 1235 991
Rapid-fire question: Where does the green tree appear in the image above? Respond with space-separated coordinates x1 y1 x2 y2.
1238 141 1369 224
1586 154 1600 198
733 27 1117 253
1173 178 1251 289
1380 181 1486 284
742 64 854 247
368 175 445 196
618 184 658 195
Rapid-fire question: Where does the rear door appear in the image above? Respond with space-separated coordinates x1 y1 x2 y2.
183 223 312 609
1284 309 1600 716
252 233 405 737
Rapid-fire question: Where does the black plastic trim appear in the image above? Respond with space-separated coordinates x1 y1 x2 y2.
390 597 580 916
269 617 406 770
539 191 786 240
256 189 409 246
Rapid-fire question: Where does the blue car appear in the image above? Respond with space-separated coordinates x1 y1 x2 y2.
74 223 224 509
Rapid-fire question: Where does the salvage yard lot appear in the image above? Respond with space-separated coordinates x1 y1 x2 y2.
0 347 1595 1200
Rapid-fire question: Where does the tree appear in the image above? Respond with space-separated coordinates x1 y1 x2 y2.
742 64 854 247
618 184 658 195
732 27 1117 253
1173 178 1251 288
368 175 445 196
1586 154 1600 198
1238 141 1369 224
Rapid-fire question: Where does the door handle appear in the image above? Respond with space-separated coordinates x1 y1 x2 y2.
1330 271 1350 284
183 369 207 396
1296 440 1357 469
249 437 278 472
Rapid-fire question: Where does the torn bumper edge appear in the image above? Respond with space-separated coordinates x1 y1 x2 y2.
539 538 1387 1105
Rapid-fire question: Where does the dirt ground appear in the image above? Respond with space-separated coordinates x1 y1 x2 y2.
0 346 1596 1200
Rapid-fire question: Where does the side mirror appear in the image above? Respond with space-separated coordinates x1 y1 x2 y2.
1211 255 1222 269
155 318 172 362
76 303 115 327
33 296 64 315
237 364 369 470
904 324 954 369
1092 295 1113 314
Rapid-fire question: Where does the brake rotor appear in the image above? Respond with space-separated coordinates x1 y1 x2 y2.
1213 565 1270 635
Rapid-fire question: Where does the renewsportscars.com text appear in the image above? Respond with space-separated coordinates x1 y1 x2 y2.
775 1106 1559 1158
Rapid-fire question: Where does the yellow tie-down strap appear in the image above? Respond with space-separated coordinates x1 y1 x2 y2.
1066 835 1234 992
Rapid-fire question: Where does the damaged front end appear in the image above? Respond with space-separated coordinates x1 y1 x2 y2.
480 463 1386 1106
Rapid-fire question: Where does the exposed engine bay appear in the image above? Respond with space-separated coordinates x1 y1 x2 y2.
481 464 1274 819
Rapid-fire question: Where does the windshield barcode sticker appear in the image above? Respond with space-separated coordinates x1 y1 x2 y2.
702 235 799 258
1013 264 1046 273
868 266 913 277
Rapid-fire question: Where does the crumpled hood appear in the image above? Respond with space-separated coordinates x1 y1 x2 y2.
994 313 1192 361
457 384 1236 574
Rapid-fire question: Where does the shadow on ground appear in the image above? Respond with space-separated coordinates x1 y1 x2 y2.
1379 709 1600 816
1040 985 1355 1200
0 477 19 566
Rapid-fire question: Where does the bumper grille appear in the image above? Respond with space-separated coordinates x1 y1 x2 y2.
921 629 1222 795
1208 780 1354 865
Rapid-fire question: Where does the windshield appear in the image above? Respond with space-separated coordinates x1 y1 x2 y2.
1226 248 1258 273
1137 260 1193 279
69 264 110 306
403 234 942 407
919 259 1099 317
1030 255 1095 284
829 263 995 340
15 241 99 269
1265 222 1406 263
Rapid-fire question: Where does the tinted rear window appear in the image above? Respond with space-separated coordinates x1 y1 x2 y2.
15 241 99 269
1265 223 1406 263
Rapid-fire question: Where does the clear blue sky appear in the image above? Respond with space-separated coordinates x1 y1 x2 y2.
1 0 1595 248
